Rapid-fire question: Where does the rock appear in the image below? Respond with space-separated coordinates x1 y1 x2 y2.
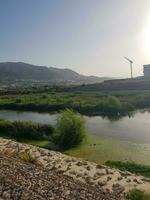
133 179 141 184
76 161 83 166
117 176 123 181
107 176 112 181
119 171 131 177
86 166 91 171
141 178 150 183
98 181 107 187
64 158 71 163
126 179 131 183
96 164 104 169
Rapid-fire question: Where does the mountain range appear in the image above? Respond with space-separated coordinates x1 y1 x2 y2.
0 62 112 85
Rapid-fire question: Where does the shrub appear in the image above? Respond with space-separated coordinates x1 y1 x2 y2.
0 120 16 136
15 98 21 103
99 96 123 115
53 109 86 150
44 141 59 151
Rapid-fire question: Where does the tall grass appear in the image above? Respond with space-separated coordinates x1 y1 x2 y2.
0 119 54 141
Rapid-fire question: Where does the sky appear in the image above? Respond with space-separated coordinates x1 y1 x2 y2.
0 0 150 77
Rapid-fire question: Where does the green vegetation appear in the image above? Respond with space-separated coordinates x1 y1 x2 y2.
1 90 150 116
105 161 150 177
0 119 54 141
125 189 150 200
20 151 37 164
53 109 86 150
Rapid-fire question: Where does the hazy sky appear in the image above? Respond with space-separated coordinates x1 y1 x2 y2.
1 0 150 77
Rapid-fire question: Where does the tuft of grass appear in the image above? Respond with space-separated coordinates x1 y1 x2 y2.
125 189 150 200
105 161 150 177
20 152 37 164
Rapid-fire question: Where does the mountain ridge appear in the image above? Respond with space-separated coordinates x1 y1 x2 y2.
0 62 112 85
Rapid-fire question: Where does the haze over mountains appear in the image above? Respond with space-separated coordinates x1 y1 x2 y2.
0 62 112 85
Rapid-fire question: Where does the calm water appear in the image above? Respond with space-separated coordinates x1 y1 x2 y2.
0 110 150 144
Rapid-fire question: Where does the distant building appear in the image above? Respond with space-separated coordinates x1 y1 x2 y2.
143 64 150 78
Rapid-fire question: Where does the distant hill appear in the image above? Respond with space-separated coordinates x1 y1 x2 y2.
0 62 112 85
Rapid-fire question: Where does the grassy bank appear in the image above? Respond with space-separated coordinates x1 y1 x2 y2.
1 91 150 116
106 161 150 178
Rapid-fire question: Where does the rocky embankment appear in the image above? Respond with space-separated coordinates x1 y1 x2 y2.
0 138 150 200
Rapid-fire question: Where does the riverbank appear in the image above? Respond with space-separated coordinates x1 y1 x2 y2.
1 91 150 116
0 138 150 199
1 111 150 165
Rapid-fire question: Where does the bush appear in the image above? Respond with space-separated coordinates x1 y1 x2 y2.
99 96 123 115
0 120 16 135
44 141 59 151
53 109 86 150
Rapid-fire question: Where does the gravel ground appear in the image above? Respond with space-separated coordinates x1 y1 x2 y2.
0 138 150 199
0 154 122 200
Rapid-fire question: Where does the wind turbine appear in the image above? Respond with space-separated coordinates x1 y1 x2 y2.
124 57 133 79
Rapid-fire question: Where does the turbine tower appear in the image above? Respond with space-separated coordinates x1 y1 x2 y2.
124 57 133 79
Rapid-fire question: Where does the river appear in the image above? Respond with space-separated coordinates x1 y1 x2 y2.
0 109 150 144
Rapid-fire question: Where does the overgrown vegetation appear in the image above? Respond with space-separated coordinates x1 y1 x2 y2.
0 119 54 141
105 161 150 177
53 109 86 150
1 90 150 116
125 189 150 200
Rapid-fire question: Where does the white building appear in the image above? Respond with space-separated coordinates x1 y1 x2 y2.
143 64 150 78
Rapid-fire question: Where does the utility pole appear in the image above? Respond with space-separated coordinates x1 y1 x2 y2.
124 57 133 79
